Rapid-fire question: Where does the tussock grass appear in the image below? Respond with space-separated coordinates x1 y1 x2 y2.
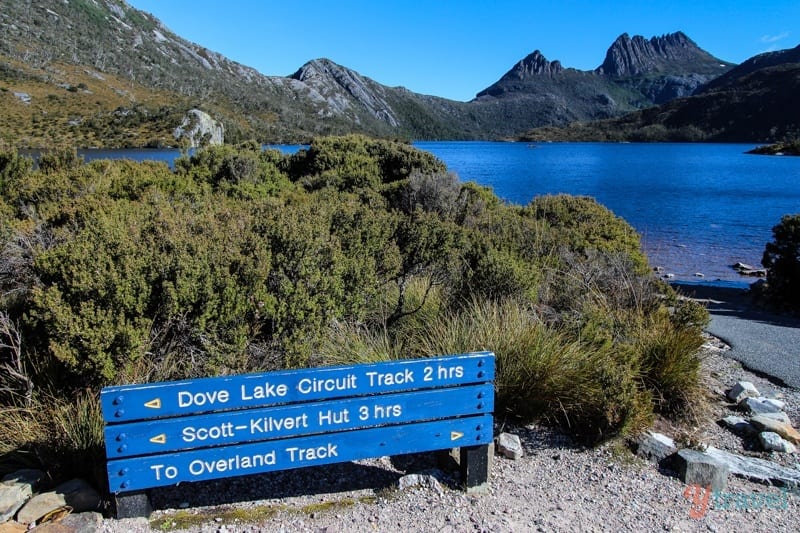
0 392 105 487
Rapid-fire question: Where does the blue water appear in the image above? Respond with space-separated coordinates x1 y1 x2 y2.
416 142 800 284
73 142 800 284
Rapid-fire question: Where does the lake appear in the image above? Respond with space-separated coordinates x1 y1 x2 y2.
75 143 800 285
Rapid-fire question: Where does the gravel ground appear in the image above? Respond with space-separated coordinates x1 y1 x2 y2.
673 283 800 388
102 338 800 533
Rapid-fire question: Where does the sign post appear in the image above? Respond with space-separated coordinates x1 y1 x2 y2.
101 352 495 518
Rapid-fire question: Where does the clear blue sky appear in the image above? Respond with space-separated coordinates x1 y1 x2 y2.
127 0 799 102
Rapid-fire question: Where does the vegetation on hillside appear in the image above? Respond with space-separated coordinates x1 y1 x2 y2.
0 136 707 494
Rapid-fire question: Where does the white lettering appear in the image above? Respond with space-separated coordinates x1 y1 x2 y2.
285 443 338 462
177 389 229 408
240 381 288 400
365 368 414 387
181 422 235 443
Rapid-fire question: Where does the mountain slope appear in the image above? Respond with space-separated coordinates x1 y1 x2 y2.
468 32 733 136
520 43 800 143
0 0 739 146
0 0 480 144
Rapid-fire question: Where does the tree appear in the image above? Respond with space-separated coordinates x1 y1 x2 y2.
762 214 800 310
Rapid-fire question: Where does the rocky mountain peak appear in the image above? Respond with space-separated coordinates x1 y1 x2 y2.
289 58 400 127
506 51 564 80
597 31 724 77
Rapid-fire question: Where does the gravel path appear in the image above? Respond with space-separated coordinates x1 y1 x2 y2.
673 283 800 388
101 340 800 533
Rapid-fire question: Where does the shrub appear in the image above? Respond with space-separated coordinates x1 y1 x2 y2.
762 214 800 311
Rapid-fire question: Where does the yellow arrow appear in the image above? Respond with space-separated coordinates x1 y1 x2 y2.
149 434 167 445
450 431 464 441
144 398 161 409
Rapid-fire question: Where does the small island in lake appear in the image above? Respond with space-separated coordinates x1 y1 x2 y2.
747 139 800 156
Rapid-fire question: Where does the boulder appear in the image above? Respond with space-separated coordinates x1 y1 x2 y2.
720 416 757 435
674 449 729 492
727 381 759 403
15 479 99 525
173 109 224 147
0 470 43 523
496 432 524 460
755 411 791 425
397 471 444 494
740 396 782 415
759 432 797 453
34 512 103 533
1 470 44 488
750 415 800 444
705 446 800 486
635 431 677 462
0 484 31 523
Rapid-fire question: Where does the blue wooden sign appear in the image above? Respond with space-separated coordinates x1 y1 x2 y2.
101 352 494 423
107 414 492 492
102 352 495 501
105 383 493 458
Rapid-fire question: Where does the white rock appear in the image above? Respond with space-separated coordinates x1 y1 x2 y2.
759 432 797 453
755 411 792 425
762 398 786 410
727 381 760 403
397 472 443 494
496 432 524 460
635 431 677 462
740 396 781 415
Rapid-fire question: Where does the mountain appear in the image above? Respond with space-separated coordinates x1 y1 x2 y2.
0 0 478 146
469 32 734 136
0 0 738 147
520 43 800 143
597 32 734 103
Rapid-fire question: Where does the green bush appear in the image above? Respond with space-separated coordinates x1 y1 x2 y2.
762 214 800 311
0 135 708 479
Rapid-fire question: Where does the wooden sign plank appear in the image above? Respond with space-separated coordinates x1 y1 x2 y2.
105 383 494 458
101 352 494 423
107 414 493 493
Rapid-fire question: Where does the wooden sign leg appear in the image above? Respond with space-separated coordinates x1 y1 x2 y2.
115 490 152 519
460 444 492 494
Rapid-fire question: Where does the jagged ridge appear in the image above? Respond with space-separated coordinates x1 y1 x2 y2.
597 31 729 77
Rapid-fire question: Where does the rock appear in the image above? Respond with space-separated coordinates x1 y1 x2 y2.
727 381 760 403
720 416 757 435
15 479 100 525
674 449 729 492
762 398 786 410
173 109 224 147
749 415 800 444
0 469 44 523
397 471 444 494
759 432 797 453
0 484 31 523
34 512 103 533
740 396 781 415
1 470 43 489
0 522 26 532
705 446 800 486
496 433 524 460
634 431 677 462
755 411 791 425
12 92 30 104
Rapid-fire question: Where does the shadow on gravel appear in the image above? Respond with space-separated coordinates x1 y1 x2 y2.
672 283 800 329
147 452 450 511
